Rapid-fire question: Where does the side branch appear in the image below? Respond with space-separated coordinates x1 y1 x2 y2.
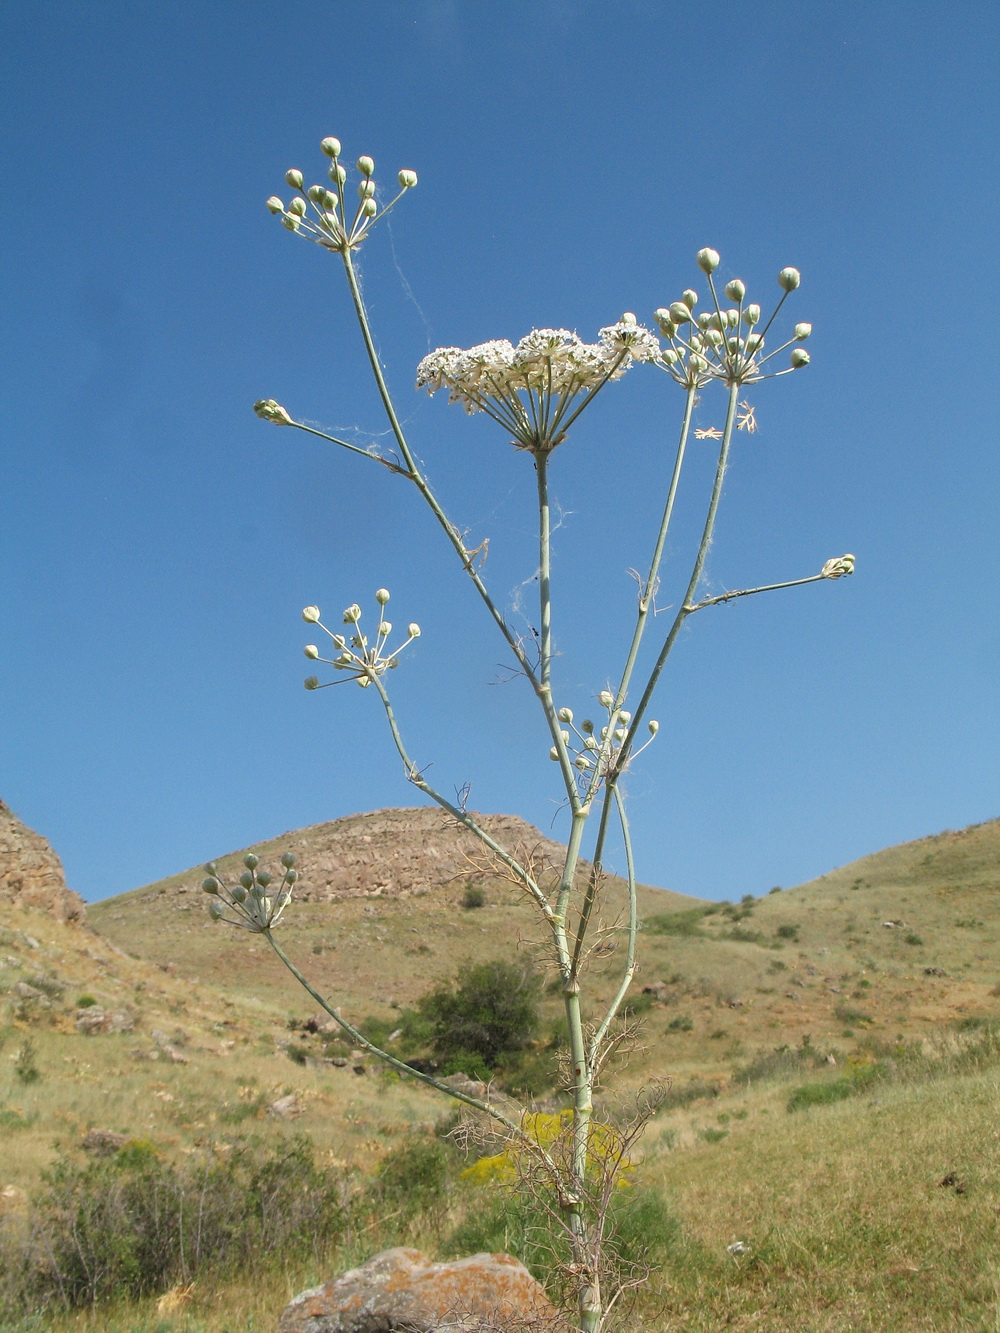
369 672 555 921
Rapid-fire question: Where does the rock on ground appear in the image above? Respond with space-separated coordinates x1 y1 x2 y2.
276 1246 564 1332
0 800 86 923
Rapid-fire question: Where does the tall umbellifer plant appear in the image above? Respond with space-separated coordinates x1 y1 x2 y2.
203 136 854 1331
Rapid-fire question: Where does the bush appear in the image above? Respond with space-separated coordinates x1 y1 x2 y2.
462 883 486 909
644 908 710 937
775 923 799 940
9 1135 347 1312
787 1078 857 1112
418 960 540 1070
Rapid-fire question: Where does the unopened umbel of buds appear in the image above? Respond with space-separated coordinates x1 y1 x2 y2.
820 554 856 579
297 593 421 689
204 851 299 932
266 136 418 254
655 251 812 389
254 398 293 425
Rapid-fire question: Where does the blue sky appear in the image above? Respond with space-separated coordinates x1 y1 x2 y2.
2 1 997 905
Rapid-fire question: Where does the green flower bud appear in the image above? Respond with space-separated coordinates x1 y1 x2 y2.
304 676 320 690
239 870 254 889
375 587 390 604
307 184 326 204
408 623 421 638
205 861 218 875
231 884 247 903
705 329 724 347
557 707 573 723
581 719 594 734
284 868 299 883
302 606 321 622
725 279 746 302
357 179 376 199
598 690 614 708
398 169 418 188
697 312 713 329
361 199 377 218
282 216 302 232
668 302 691 324
621 311 637 325
661 348 679 365
574 756 592 770
209 902 225 921
257 870 272 888
357 155 375 176
285 169 303 190
266 196 285 214
202 877 220 894
689 352 708 372
790 348 810 368
697 247 720 273
254 398 292 425
357 675 371 688
821 553 855 578
331 634 346 649
549 747 560 761
648 720 659 735
336 651 354 666
742 304 761 325
584 737 599 751
304 644 319 659
321 136 342 158
614 727 628 742
281 852 296 869
778 267 801 291
793 322 812 340
746 333 764 352
682 289 698 309
322 189 337 210
243 853 259 870
618 710 631 724
343 604 362 623
330 163 347 185
288 197 306 217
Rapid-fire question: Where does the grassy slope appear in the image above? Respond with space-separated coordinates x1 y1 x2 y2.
6 811 1000 1330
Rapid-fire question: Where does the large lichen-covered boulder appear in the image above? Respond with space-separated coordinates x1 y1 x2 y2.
0 800 85 923
276 1246 564 1332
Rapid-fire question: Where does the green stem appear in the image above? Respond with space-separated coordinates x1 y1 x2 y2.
615 380 742 766
571 385 697 969
686 570 827 611
588 787 637 1064
535 451 580 808
338 249 538 684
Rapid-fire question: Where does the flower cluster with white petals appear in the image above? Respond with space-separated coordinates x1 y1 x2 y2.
266 136 417 254
550 697 659 789
415 317 661 452
654 250 811 390
202 852 298 932
300 590 420 692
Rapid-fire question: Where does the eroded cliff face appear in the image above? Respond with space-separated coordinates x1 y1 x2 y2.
0 801 86 923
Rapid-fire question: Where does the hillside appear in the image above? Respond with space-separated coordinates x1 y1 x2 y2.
4 809 1000 1330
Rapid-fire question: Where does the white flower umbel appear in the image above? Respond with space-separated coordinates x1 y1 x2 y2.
416 316 660 453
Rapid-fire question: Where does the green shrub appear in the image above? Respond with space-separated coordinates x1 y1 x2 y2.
16 1135 347 1310
76 995 99 1008
787 1078 856 1111
644 908 710 937
417 960 540 1070
462 883 486 909
370 1138 455 1223
14 1039 40 1085
904 931 924 946
667 1015 694 1033
775 923 799 940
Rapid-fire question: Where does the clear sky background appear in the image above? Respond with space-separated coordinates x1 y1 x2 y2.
2 1 997 906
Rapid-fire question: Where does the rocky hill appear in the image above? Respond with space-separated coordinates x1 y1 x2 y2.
0 801 85 923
